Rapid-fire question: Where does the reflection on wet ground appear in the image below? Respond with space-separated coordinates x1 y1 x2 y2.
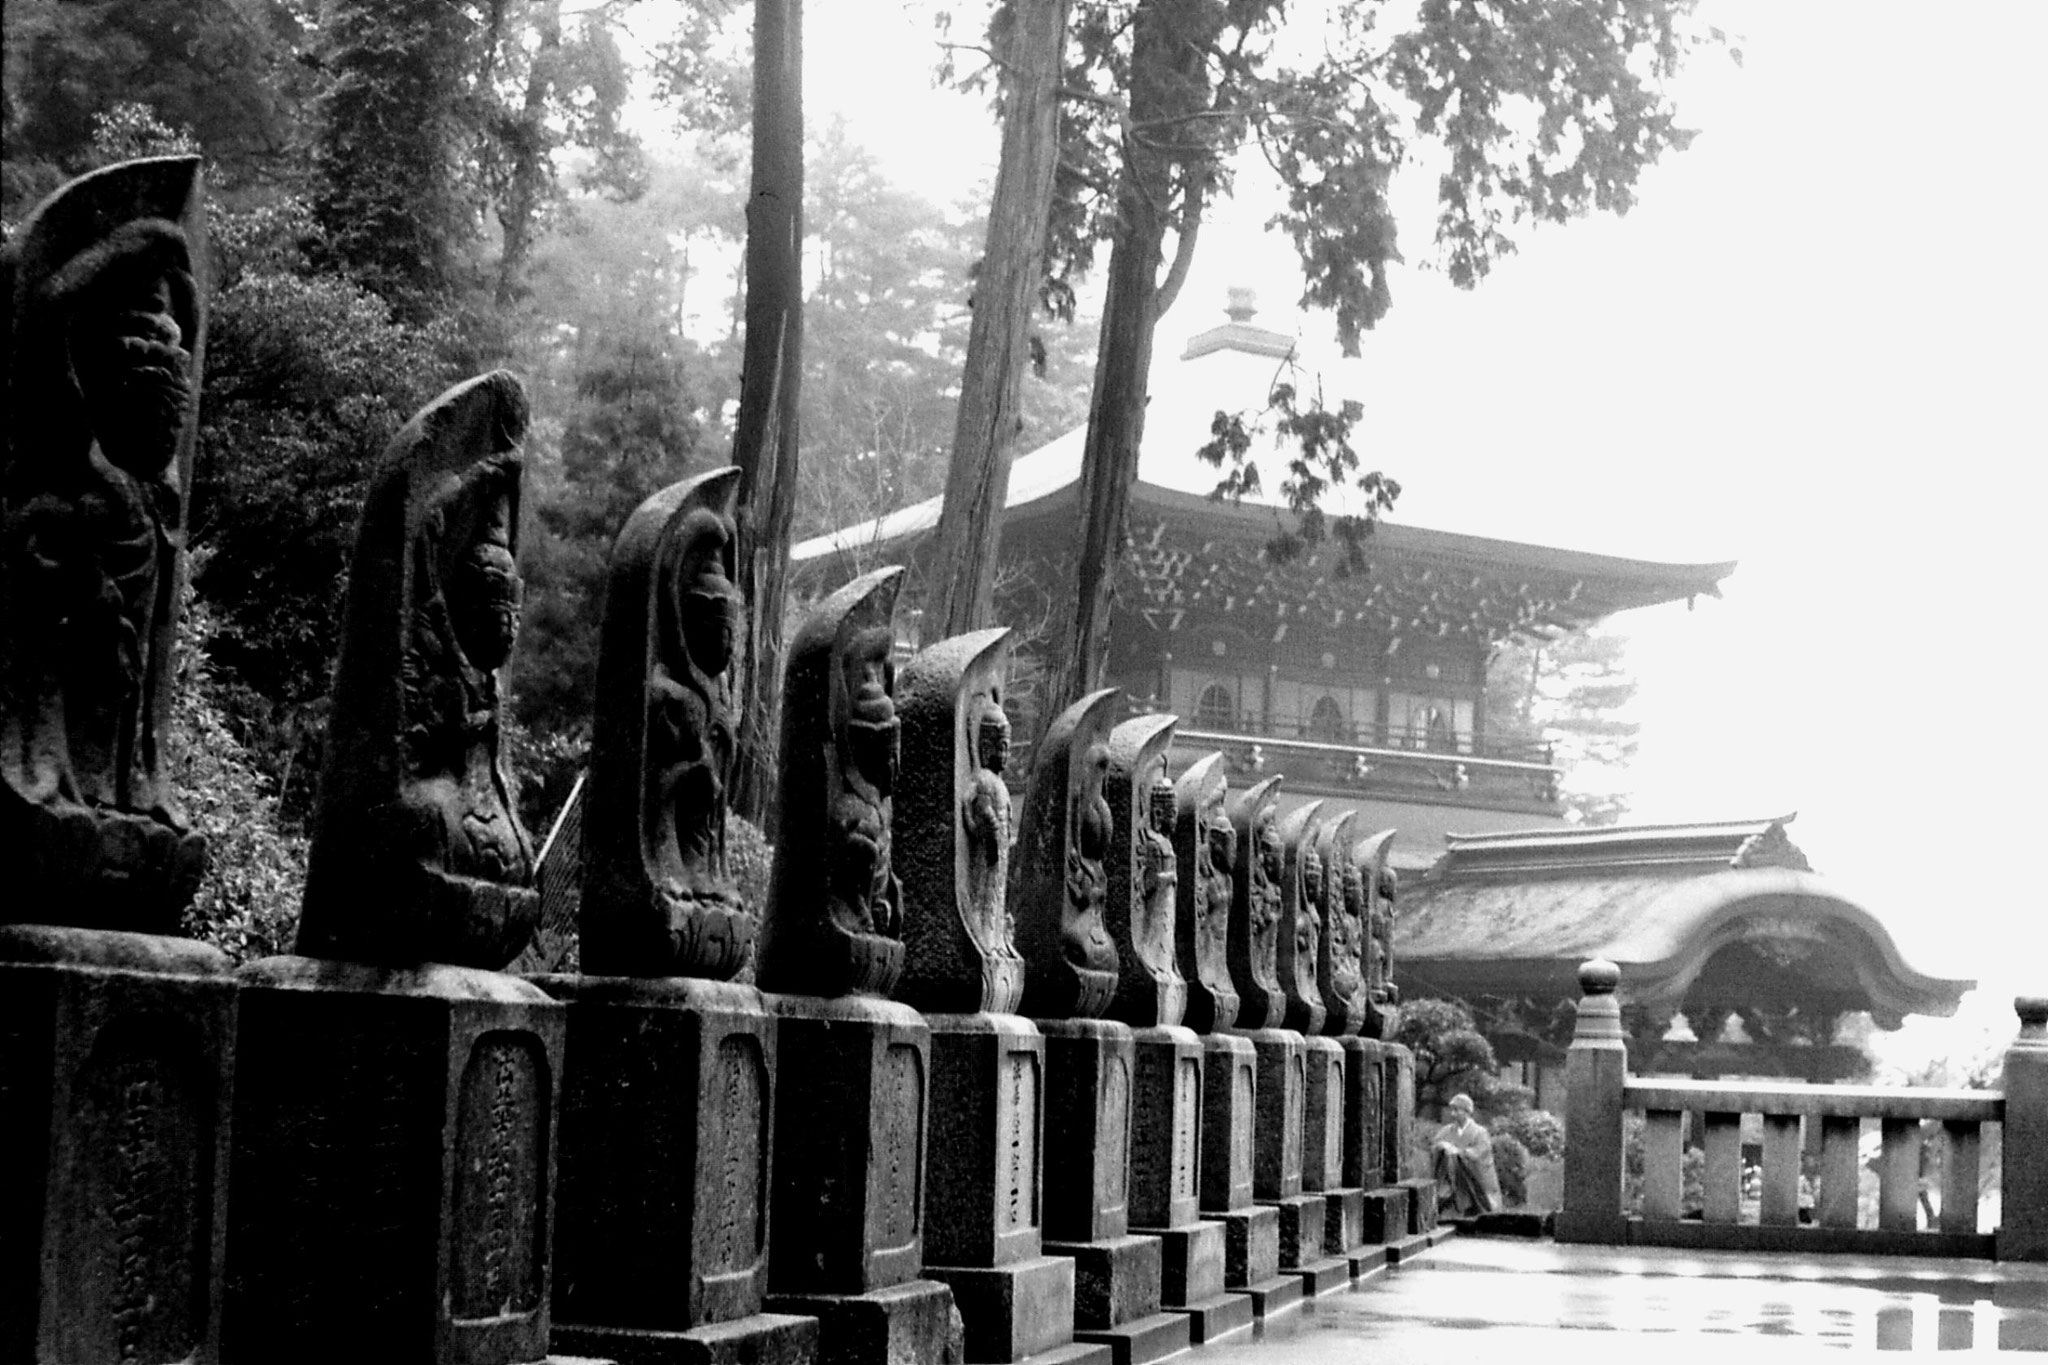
1193 1237 2048 1361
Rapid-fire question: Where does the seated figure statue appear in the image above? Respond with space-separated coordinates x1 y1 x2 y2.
1431 1092 1502 1218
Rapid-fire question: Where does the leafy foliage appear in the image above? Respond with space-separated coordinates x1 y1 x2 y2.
1487 626 1641 824
1395 996 1503 1118
1491 1130 1531 1206
1494 1107 1566 1160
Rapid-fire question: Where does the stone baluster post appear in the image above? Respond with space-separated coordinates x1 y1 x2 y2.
896 628 1102 1365
532 468 815 1364
755 567 960 1365
1556 959 1629 1245
226 372 574 1365
2000 995 2048 1261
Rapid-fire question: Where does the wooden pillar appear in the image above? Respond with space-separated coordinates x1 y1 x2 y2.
2000 995 2048 1261
1556 960 1628 1244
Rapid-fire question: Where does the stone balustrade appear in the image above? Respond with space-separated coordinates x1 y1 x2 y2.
1560 960 2048 1263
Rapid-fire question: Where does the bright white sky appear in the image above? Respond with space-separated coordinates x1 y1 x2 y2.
791 0 2048 1061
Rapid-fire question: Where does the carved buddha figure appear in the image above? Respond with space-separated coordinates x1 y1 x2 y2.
963 694 1016 957
1014 689 1120 1017
298 371 540 968
2 157 210 928
833 624 902 941
1136 775 1178 973
1372 864 1399 1003
1332 861 1367 1017
1294 844 1323 994
1225 778 1286 1028
1203 803 1235 989
579 469 752 977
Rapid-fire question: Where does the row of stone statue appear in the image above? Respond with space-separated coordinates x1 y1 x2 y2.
0 155 1399 1034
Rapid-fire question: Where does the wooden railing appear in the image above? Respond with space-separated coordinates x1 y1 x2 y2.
1558 960 2048 1261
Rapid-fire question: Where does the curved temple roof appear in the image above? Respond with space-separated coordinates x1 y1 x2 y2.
1396 817 1973 1028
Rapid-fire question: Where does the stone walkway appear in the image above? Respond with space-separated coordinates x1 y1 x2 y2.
1193 1237 2048 1359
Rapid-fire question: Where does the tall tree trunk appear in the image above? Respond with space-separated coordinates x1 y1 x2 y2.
1045 0 1216 722
730 0 804 822
927 0 1071 639
494 0 563 310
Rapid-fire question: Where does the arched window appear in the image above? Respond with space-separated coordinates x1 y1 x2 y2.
1196 682 1236 729
1307 694 1347 742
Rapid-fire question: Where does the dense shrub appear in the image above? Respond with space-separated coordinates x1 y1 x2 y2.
1494 1108 1566 1160
1492 1132 1531 1207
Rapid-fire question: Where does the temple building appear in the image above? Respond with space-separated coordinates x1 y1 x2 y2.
794 290 1972 1074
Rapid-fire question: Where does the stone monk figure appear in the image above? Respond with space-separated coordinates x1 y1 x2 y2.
1430 1092 1501 1217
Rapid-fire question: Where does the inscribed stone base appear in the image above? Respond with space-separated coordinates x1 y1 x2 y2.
0 925 237 1365
551 1311 817 1365
1262 1193 1326 1270
1127 1026 1201 1232
1357 1187 1409 1245
1299 1037 1344 1194
766 1279 959 1365
1197 1035 1255 1214
1200 1206 1278 1291
1336 1038 1386 1191
1041 1233 1159 1329
1384 1045 1419 1180
1071 1309 1189 1365
1161 1292 1254 1346
1139 1220 1223 1309
924 1014 1046 1271
225 956 566 1365
925 1254 1074 1362
533 975 773 1334
1320 1186 1366 1257
1395 1176 1439 1235
1038 1020 1134 1244
766 995 929 1296
1244 1029 1305 1201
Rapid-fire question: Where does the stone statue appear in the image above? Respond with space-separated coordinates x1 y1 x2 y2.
1309 811 1364 1035
1350 829 1399 1037
895 626 1028 1014
1225 776 1285 1029
757 566 906 997
579 467 752 978
1172 752 1238 1034
1101 712 1186 1027
1013 688 1122 1018
1275 801 1331 1035
296 371 539 968
1 155 209 931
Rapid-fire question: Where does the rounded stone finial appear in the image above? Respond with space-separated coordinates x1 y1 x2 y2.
1225 286 1257 323
1579 959 1621 997
2018 996 2048 1036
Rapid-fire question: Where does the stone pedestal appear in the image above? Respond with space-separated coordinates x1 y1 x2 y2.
1338 1037 1388 1192
1245 1028 1337 1289
1126 1026 1241 1342
1301 1037 1364 1269
1036 1020 1188 1365
765 995 955 1365
1194 1033 1293 1320
0 926 237 1365
531 974 812 1365
225 956 566 1364
922 1014 1096 1365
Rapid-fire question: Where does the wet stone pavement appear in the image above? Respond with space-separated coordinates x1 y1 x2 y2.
1196 1237 2048 1359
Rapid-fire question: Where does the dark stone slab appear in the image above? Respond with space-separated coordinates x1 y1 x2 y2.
1384 1044 1418 1182
1321 1187 1367 1257
1397 1175 1439 1235
1265 1193 1326 1271
1347 1244 1389 1280
926 1253 1074 1362
552 1310 817 1365
1236 1273 1302 1321
1162 1291 1254 1345
757 568 908 998
1198 1033 1255 1214
1358 1186 1410 1245
297 372 542 969
925 1013 1046 1271
1290 1256 1350 1297
1337 1037 1387 1191
1100 717 1186 1029
1019 1342 1113 1365
1170 756 1237 1035
1145 1221 1224 1309
1223 779 1286 1030
1309 816 1368 1039
1013 690 1123 1019
1246 1029 1305 1201
1300 1036 1344 1193
1382 1231 1433 1265
766 1278 959 1365
766 994 928 1296
1127 1026 1200 1232
579 468 754 980
225 957 566 1364
1202 1206 1278 1291
1042 1233 1160 1329
896 630 1026 1016
1072 1309 1189 1365
1039 1019 1133 1243
532 975 774 1333
1 156 210 933
0 925 235 1365
1271 802 1327 1036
